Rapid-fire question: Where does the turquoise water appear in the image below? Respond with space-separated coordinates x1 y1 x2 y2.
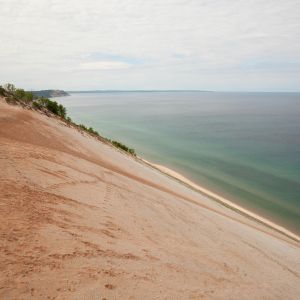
57 92 300 234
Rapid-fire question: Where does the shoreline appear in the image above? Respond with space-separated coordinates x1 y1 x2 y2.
140 158 300 243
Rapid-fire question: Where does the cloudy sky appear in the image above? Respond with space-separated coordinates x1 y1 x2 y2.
0 0 299 91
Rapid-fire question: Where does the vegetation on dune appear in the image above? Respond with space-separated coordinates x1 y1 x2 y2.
78 124 100 136
0 83 137 156
36 97 67 118
108 140 136 156
14 89 34 102
2 83 15 93
0 86 5 96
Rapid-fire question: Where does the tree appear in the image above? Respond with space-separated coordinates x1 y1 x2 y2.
58 104 66 118
0 86 5 96
23 91 34 102
45 100 59 114
12 89 34 103
3 83 16 93
14 89 26 99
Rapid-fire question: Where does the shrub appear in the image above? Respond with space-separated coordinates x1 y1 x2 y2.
3 83 15 93
128 148 136 156
32 101 42 110
87 127 99 135
14 88 26 99
37 97 48 106
14 89 34 103
33 97 67 118
0 86 5 96
112 140 136 156
46 100 59 114
79 124 88 131
24 91 34 102
58 104 67 118
77 124 101 138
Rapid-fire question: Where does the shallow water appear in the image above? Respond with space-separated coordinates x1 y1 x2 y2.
57 91 300 234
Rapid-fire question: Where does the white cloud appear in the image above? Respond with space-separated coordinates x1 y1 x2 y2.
0 0 299 90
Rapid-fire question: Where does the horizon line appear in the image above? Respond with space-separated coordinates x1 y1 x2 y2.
65 89 300 93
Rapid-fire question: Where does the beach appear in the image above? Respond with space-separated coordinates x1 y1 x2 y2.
146 161 300 242
0 98 300 299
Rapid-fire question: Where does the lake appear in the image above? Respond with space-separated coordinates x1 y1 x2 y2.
57 91 300 234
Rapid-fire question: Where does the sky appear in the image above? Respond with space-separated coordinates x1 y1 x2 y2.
0 0 299 91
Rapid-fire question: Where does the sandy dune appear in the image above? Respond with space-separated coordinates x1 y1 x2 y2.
0 99 299 299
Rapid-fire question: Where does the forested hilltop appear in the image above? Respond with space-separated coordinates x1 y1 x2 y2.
31 89 69 98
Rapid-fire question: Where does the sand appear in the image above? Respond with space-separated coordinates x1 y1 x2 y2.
0 98 300 299
147 163 300 242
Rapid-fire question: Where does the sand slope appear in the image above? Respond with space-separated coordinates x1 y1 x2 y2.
0 99 299 299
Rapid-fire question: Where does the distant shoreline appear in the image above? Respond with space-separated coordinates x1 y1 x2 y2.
32 89 70 98
67 90 213 93
140 158 300 243
65 90 300 94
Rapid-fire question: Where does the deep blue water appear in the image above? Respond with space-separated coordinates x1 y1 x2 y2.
57 92 300 234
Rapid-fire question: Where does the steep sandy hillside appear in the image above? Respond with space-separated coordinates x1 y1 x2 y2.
0 99 299 299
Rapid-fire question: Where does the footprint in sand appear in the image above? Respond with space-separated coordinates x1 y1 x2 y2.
103 183 114 210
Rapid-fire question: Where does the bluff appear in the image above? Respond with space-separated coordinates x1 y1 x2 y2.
32 89 69 98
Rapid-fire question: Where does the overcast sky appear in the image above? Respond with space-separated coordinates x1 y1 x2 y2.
0 0 299 91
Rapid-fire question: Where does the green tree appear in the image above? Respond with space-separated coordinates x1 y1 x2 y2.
13 89 34 103
0 86 5 96
58 104 67 118
14 89 26 99
45 100 59 114
3 83 16 93
24 91 34 102
3 83 15 93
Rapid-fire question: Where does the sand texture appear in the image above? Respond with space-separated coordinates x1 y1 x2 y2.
150 163 300 242
0 99 299 299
